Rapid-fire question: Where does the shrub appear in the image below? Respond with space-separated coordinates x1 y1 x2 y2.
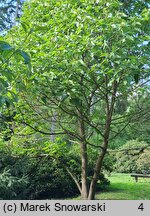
0 169 28 200
0 142 110 199
27 157 79 199
136 150 150 174
114 140 149 173
102 153 116 174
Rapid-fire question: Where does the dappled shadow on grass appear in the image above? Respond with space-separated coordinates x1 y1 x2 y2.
95 174 150 200
99 185 123 193
71 174 150 200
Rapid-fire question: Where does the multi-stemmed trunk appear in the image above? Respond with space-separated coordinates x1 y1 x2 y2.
79 138 109 200
78 109 113 199
76 79 117 200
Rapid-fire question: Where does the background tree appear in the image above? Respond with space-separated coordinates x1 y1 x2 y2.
0 0 26 35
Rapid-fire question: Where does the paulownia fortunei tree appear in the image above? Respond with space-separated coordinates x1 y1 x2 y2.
7 0 149 199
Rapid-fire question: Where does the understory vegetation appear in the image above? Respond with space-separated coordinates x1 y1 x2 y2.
0 139 149 199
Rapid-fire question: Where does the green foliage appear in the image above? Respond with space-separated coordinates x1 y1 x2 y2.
0 168 28 200
115 140 149 173
88 147 115 174
0 139 110 199
103 153 116 174
136 150 150 174
0 39 31 66
7 0 148 156
26 157 79 199
0 150 79 199
0 153 110 199
125 94 150 144
8 0 149 106
109 136 128 150
120 0 149 16
0 37 31 110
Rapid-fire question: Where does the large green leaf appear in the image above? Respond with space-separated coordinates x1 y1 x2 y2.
0 41 13 51
17 49 31 64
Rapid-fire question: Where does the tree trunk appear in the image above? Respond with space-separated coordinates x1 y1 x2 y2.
80 141 88 199
88 79 118 200
78 116 88 199
88 115 112 199
88 146 107 200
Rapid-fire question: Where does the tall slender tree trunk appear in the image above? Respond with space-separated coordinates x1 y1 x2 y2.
78 115 88 199
80 141 88 199
88 142 108 200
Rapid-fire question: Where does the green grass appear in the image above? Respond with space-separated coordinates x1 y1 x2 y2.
95 173 150 200
73 173 150 200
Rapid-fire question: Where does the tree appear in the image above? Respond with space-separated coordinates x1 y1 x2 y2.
6 0 149 199
0 0 26 35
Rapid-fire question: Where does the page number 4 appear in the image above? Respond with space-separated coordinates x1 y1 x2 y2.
138 203 144 211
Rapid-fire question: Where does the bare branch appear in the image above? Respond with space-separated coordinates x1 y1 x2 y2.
23 121 66 136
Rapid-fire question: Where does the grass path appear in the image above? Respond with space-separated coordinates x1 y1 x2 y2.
96 173 150 200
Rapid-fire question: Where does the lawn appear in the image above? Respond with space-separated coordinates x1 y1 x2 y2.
73 173 150 200
96 173 150 200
